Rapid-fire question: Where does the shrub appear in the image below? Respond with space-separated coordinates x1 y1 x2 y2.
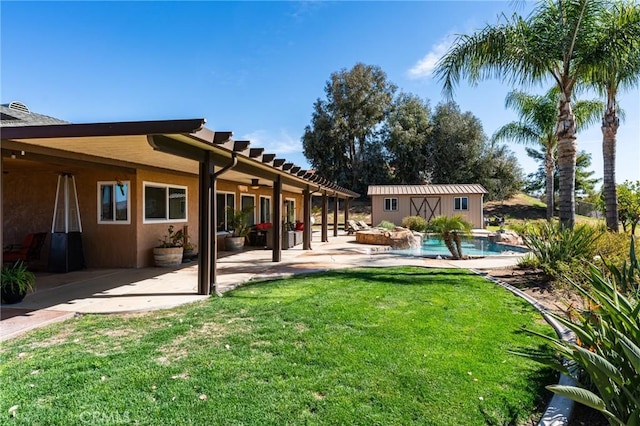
401 215 428 232
376 221 395 230
517 237 640 425
521 221 602 279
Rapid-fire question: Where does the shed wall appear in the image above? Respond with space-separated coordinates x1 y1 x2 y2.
371 193 485 228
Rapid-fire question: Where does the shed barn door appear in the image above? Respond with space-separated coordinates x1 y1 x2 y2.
410 197 441 222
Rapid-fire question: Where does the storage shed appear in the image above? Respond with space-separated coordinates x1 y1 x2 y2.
367 184 488 229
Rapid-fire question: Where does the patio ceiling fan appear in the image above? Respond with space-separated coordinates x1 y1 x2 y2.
250 178 271 189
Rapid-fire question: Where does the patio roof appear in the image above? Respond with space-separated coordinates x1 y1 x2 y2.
1 118 358 198
367 184 487 196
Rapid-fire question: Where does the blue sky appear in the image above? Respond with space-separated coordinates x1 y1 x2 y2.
2 1 638 186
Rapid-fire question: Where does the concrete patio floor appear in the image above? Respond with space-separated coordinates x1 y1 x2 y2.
1 233 524 341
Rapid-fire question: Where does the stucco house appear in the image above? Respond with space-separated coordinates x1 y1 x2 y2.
1 102 358 294
368 184 488 229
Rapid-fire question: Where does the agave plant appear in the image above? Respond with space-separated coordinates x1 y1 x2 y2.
426 215 472 259
521 221 602 278
516 237 640 425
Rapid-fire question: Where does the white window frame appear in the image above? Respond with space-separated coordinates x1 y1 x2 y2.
259 195 271 223
285 198 296 224
143 181 188 224
216 190 235 231
240 194 256 227
454 196 469 211
97 180 131 225
383 197 398 212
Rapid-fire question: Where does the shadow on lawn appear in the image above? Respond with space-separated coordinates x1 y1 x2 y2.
480 366 556 425
225 268 480 298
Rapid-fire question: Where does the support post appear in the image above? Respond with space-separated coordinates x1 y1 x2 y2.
333 195 339 237
344 197 350 233
321 192 328 242
303 186 311 250
272 175 282 262
197 153 212 295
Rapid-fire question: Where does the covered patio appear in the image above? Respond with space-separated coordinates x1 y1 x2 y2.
1 105 358 297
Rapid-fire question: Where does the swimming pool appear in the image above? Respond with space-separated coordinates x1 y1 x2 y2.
390 236 528 257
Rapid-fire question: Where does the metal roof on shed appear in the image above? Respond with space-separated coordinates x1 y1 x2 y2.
367 184 488 196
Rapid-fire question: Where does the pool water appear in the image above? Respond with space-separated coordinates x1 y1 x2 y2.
390 236 527 257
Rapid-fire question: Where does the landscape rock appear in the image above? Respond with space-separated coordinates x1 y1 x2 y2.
489 230 524 246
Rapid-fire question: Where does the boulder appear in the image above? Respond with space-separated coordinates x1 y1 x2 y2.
389 229 422 249
355 227 422 249
489 230 523 246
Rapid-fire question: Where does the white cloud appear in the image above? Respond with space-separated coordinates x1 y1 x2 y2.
242 129 302 156
407 36 455 80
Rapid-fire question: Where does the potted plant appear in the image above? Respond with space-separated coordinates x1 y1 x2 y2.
224 206 254 251
182 241 197 262
153 225 184 267
1 260 36 304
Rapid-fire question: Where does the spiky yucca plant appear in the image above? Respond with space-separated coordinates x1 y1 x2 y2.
517 237 639 425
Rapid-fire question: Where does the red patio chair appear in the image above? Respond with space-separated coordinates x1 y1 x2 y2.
3 232 47 264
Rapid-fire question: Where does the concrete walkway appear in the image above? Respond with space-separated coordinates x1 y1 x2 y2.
1 233 524 341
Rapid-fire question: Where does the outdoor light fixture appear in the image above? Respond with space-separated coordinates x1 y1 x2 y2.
250 179 261 189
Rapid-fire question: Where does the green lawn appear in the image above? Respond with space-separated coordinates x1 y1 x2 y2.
0 267 555 425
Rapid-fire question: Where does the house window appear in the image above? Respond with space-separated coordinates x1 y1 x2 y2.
216 192 235 231
143 182 187 223
241 195 256 227
384 197 398 211
259 196 271 223
454 197 468 211
98 181 130 224
285 199 295 225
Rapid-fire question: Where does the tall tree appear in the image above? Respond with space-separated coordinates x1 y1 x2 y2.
478 144 524 202
382 93 431 184
427 102 485 184
427 101 522 201
524 148 600 199
302 63 396 194
492 89 602 219
435 0 630 229
586 1 640 231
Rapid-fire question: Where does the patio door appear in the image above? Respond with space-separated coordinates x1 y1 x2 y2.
410 197 441 222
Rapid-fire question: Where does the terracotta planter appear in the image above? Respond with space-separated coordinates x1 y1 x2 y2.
224 236 245 251
153 247 184 267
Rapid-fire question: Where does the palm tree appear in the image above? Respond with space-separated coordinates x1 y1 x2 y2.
427 215 472 259
434 0 633 229
492 89 602 220
585 1 640 231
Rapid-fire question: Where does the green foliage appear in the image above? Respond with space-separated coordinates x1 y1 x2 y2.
524 149 601 199
0 260 35 293
376 220 395 230
383 92 431 184
0 267 555 425
492 88 603 217
426 215 473 259
227 205 255 237
302 68 522 200
302 63 396 194
518 238 640 425
521 221 602 279
617 181 640 235
401 215 428 232
156 225 184 248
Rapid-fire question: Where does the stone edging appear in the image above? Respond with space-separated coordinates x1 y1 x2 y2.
472 270 577 426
